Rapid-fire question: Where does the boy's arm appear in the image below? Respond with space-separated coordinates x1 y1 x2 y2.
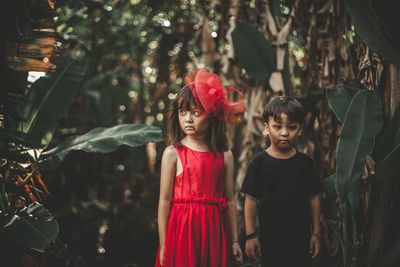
309 194 321 259
244 194 258 236
244 194 261 262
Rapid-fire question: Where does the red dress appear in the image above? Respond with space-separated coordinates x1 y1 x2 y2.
155 144 231 267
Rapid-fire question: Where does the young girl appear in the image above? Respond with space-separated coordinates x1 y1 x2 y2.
155 69 244 267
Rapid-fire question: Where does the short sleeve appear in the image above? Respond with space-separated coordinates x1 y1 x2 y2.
241 158 263 199
305 157 323 196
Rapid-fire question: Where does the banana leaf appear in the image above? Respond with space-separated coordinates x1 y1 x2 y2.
336 89 383 209
326 80 363 123
269 0 281 17
21 56 85 148
231 21 275 86
0 202 59 252
372 104 400 166
37 123 162 170
344 0 400 67
368 105 400 256
328 88 383 266
282 49 291 96
322 173 337 196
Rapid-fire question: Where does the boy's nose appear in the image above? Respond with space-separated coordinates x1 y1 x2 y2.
281 128 289 136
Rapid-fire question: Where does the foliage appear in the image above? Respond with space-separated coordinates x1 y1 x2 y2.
2 0 397 266
345 0 400 67
0 202 59 252
21 56 85 148
37 124 162 170
231 22 275 87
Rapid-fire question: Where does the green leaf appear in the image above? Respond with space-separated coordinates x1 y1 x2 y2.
269 0 281 17
323 173 337 196
326 80 364 123
344 0 400 67
21 56 85 148
282 49 291 96
231 22 275 86
0 202 59 252
336 89 383 210
326 219 345 252
37 123 163 170
373 104 400 165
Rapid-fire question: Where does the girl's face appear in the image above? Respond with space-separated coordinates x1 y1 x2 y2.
264 112 301 152
178 103 209 139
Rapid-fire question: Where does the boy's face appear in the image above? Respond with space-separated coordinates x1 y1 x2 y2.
264 112 302 152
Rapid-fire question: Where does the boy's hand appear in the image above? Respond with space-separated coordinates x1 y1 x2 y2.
309 235 320 259
245 237 261 262
232 242 243 264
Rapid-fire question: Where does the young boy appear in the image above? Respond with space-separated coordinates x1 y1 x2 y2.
241 96 322 267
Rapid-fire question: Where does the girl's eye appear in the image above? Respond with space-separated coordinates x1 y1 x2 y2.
273 125 281 129
193 110 199 115
289 125 298 130
179 110 186 115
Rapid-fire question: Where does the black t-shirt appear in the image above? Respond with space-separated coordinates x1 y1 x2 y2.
241 150 322 266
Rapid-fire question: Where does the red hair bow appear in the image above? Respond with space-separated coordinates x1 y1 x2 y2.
184 69 244 121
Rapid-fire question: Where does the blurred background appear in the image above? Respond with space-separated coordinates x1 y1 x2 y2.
1 0 400 266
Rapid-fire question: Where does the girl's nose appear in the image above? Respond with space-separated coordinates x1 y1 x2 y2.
184 113 193 122
281 128 289 136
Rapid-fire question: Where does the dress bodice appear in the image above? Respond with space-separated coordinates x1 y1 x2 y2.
173 144 225 200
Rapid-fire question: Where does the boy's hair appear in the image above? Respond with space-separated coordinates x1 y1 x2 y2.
262 96 304 123
165 85 229 153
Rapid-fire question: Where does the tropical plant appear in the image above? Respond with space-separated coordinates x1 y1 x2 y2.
0 53 162 262
230 2 400 267
1 1 163 266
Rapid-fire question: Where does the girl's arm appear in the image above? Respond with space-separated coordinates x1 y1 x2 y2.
224 150 243 264
309 194 321 259
158 146 177 253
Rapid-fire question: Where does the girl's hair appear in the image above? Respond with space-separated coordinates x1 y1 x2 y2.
262 96 304 124
165 85 229 153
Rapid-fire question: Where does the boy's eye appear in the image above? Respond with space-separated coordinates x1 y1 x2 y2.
273 125 281 129
288 125 298 130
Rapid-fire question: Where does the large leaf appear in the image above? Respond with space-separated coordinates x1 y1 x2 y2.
37 123 163 170
326 80 364 123
335 89 383 209
373 104 400 166
21 56 85 148
344 0 400 67
0 202 59 252
323 173 337 196
231 21 275 86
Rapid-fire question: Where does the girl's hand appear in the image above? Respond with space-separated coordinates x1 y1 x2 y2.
309 235 320 259
245 237 261 262
232 241 243 264
159 246 164 266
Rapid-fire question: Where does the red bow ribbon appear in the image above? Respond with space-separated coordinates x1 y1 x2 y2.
185 69 244 121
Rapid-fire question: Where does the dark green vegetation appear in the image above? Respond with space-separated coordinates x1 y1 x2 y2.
1 0 400 266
